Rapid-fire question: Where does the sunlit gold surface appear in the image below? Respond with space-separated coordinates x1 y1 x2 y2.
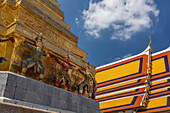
0 0 96 97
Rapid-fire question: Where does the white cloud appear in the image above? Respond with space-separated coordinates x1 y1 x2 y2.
113 57 121 61
113 53 132 62
83 0 159 40
123 53 132 59
75 17 80 24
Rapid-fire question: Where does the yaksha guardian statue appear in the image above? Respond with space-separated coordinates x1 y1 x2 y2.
54 51 73 91
87 69 97 99
21 33 47 81
77 63 97 99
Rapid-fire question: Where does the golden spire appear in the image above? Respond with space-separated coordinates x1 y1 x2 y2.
142 36 152 107
148 36 152 50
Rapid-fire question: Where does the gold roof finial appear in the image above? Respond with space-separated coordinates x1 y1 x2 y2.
148 36 152 48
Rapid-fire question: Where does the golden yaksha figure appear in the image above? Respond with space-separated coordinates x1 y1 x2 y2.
21 33 47 81
54 51 73 91
77 62 97 99
88 70 97 99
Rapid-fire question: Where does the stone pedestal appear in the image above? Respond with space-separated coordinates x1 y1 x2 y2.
0 71 100 113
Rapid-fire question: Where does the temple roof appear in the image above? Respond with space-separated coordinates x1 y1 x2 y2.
95 46 170 113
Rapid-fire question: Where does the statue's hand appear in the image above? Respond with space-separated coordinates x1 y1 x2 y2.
24 41 31 46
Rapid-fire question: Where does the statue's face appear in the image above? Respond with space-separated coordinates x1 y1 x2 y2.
86 69 91 75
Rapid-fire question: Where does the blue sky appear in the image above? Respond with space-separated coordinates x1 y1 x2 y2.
58 0 170 67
